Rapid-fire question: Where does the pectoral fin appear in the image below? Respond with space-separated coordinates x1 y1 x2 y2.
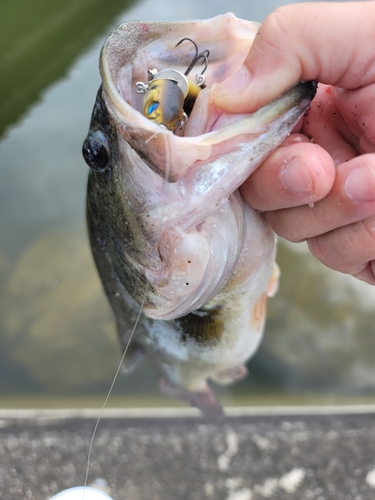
120 342 145 374
267 263 280 297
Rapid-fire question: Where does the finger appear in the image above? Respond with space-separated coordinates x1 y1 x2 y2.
264 155 375 242
241 138 335 211
352 260 375 285
213 3 375 112
307 215 375 285
302 84 358 164
335 84 375 154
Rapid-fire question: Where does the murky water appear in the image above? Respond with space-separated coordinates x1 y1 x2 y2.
1 0 373 409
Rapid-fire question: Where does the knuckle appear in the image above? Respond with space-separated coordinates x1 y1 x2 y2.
307 233 341 271
307 217 375 275
258 8 291 56
352 263 375 285
371 261 375 284
362 217 375 244
309 201 330 229
264 212 305 243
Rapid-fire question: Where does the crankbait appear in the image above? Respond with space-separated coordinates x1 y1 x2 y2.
136 38 209 131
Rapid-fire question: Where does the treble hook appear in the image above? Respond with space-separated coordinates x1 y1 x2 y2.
175 38 210 77
193 49 210 75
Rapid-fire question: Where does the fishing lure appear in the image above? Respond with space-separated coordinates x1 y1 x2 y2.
136 38 209 131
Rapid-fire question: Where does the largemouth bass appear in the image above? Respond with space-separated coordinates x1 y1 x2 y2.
82 13 316 414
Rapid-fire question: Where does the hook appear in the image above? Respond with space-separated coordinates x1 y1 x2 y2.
175 38 210 78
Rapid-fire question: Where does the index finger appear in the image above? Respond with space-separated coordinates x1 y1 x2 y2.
213 2 375 113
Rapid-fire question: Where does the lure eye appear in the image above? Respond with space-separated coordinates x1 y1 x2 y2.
147 101 159 115
82 129 110 172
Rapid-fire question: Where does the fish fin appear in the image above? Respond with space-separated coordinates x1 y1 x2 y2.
119 342 145 374
210 364 248 386
267 263 280 297
158 378 223 416
252 293 267 331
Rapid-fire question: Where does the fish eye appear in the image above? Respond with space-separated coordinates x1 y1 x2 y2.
82 129 110 172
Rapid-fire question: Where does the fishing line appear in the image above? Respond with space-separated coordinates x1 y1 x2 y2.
82 284 148 499
145 130 160 144
163 132 171 187
145 130 171 192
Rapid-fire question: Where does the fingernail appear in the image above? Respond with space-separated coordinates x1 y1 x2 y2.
280 157 313 194
216 66 251 95
345 165 375 202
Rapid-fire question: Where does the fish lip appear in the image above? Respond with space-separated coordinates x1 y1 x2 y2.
297 80 318 107
196 80 317 144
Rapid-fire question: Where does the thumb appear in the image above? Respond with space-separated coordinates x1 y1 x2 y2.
213 2 375 113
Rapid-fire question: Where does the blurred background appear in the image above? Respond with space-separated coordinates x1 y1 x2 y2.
1 0 373 410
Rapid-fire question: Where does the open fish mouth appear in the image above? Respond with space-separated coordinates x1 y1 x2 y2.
99 13 316 182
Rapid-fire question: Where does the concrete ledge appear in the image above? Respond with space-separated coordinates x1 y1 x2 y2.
2 409 375 500
2 404 375 420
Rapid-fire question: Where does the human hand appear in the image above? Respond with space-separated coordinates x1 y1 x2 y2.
213 2 375 284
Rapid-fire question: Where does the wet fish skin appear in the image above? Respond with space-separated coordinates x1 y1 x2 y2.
83 14 316 414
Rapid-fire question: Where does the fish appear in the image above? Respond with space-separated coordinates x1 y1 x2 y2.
82 13 316 415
